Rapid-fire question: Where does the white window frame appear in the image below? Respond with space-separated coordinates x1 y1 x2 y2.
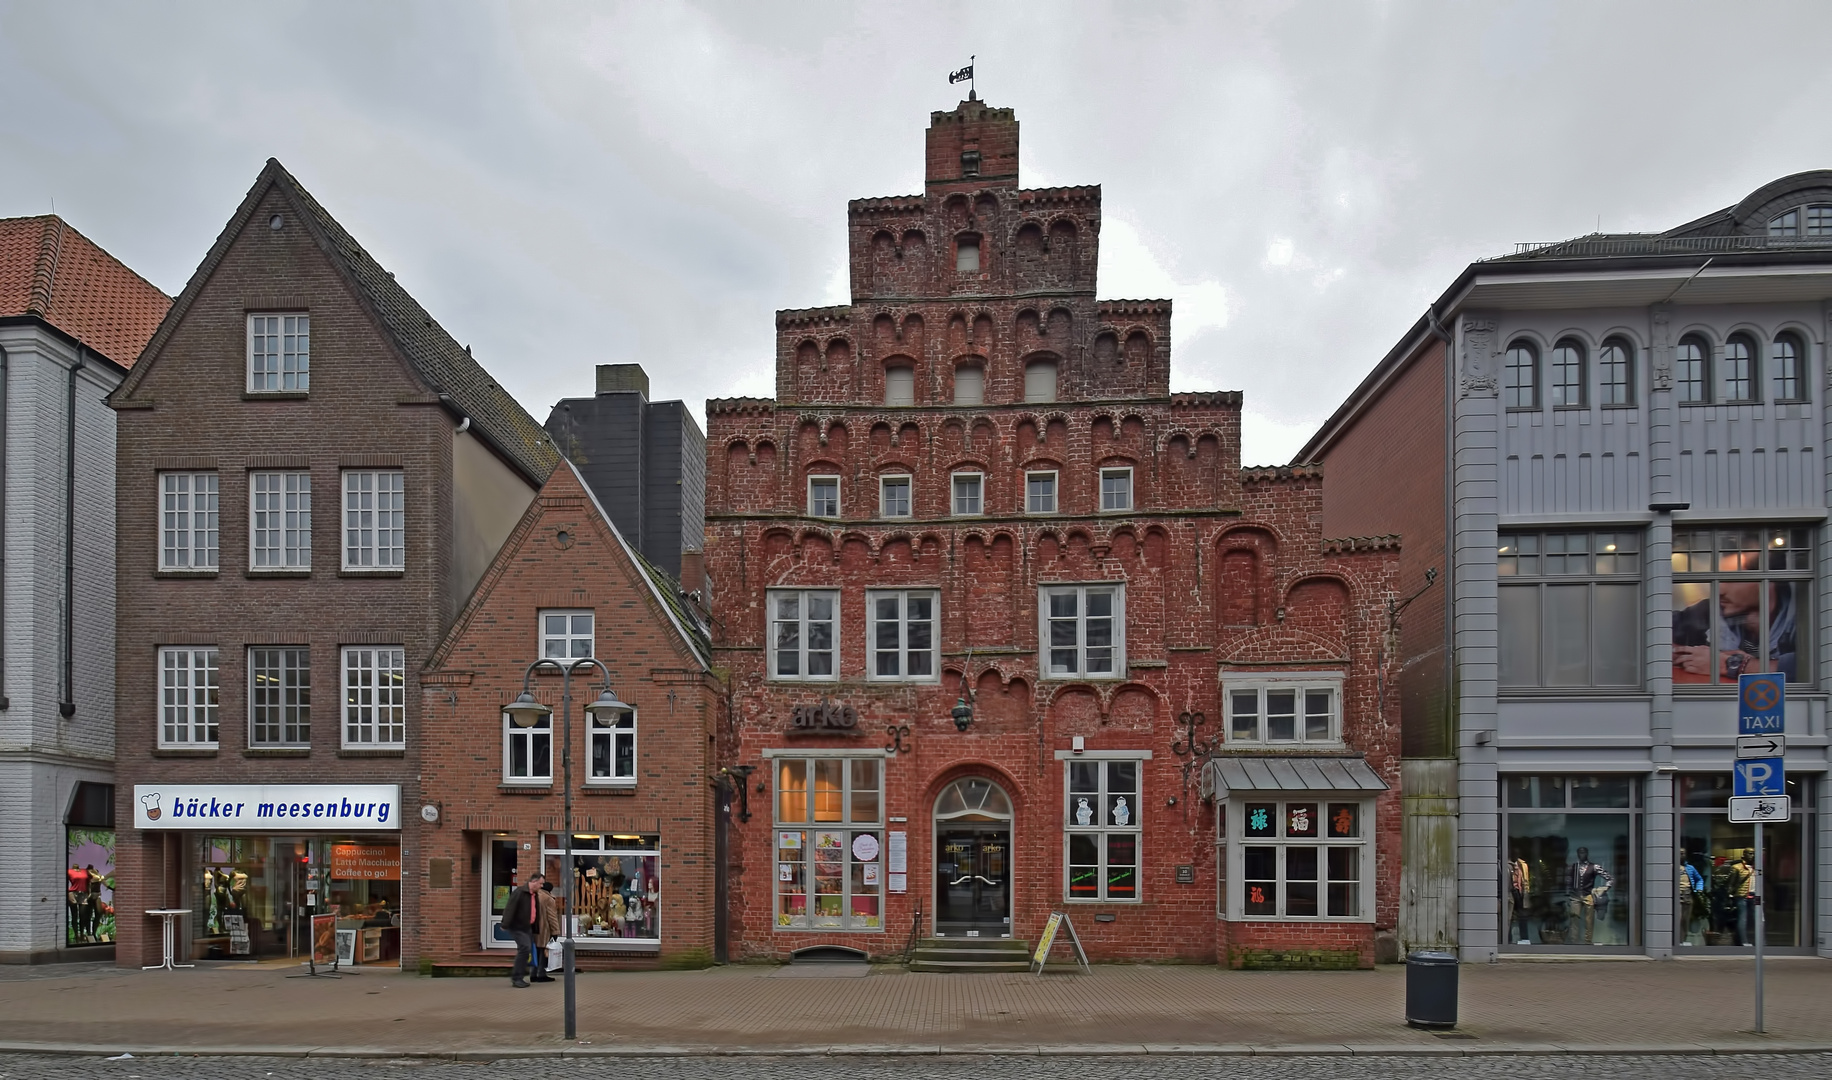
159 646 220 748
247 313 310 393
503 709 553 785
1224 676 1345 745
1064 757 1145 903
867 588 939 682
1026 470 1058 514
1039 583 1124 679
250 471 311 571
1099 467 1133 512
807 475 840 519
341 646 406 748
587 705 637 787
769 589 840 681
342 470 404 570
1223 797 1374 922
773 756 885 931
879 474 913 518
248 646 310 747
539 609 595 669
951 471 984 516
159 472 219 571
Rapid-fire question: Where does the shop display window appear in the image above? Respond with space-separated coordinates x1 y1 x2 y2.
1502 775 1639 948
1677 774 1817 950
191 837 400 961
1064 759 1142 902
1221 797 1371 921
1671 526 1812 685
773 756 884 930
64 781 115 947
542 833 661 943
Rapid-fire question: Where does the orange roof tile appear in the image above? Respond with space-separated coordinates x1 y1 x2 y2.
0 215 171 367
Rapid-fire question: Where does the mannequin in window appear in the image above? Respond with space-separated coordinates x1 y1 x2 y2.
1508 856 1531 944
1565 847 1611 944
1678 852 1706 946
1731 849 1756 946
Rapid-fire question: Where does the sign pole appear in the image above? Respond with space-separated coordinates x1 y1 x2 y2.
1753 821 1764 1034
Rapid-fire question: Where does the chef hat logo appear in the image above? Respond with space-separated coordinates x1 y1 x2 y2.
140 793 162 821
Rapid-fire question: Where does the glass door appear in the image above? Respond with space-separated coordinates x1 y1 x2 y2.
935 828 1012 935
482 837 520 949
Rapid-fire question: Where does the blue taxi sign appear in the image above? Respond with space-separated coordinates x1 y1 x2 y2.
1737 672 1784 735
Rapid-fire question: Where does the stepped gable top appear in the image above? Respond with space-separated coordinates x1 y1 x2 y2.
777 305 852 328
117 159 558 486
0 215 171 367
1171 390 1244 408
707 397 776 416
1241 464 1323 484
1323 534 1401 554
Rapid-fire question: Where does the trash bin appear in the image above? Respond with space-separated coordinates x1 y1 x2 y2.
1405 950 1458 1029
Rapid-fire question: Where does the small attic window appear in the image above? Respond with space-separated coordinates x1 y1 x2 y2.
269 214 283 230
961 150 981 177
1809 206 1832 236
1769 210 1799 237
956 236 981 274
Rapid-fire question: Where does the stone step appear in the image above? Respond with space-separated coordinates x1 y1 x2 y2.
907 957 1033 973
916 936 1031 951
910 945 1032 964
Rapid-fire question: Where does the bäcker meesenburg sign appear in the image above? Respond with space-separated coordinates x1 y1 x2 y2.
133 784 402 830
788 698 862 735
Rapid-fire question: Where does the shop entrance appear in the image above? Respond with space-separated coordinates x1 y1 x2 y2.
481 836 520 949
932 777 1013 937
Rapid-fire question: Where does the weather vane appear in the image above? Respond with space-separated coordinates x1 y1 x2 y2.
949 56 975 99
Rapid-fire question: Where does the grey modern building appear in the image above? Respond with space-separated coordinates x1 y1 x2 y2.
1302 171 1832 960
0 215 170 962
544 364 705 582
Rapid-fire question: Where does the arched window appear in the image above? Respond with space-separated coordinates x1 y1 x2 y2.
884 367 914 406
1723 334 1757 402
1550 339 1585 408
1675 335 1708 403
1024 359 1057 403
1503 341 1538 410
1773 333 1807 402
1769 209 1801 237
953 364 984 406
956 235 981 274
1598 337 1634 406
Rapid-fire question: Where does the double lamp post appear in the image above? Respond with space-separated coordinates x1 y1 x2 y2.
504 656 625 1042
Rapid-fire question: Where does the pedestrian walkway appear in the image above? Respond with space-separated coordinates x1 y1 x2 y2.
0 958 1827 1057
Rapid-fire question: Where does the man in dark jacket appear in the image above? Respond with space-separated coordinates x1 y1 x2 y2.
501 872 544 988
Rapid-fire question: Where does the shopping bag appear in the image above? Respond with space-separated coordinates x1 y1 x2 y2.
546 945 563 973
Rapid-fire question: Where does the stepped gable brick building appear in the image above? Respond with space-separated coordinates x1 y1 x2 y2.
0 215 170 963
417 459 720 970
706 97 1401 968
111 159 557 969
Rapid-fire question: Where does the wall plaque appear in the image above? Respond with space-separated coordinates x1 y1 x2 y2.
1175 864 1195 884
788 698 862 735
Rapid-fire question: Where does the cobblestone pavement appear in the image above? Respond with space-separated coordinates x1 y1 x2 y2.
3 1054 1831 1080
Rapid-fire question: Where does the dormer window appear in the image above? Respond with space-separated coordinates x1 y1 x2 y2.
1769 205 1832 237
1770 210 1798 237
961 150 981 177
956 236 981 274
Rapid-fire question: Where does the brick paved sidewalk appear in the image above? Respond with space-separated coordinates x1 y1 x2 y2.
0 958 1828 1057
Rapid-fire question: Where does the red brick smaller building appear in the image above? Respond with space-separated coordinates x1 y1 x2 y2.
418 461 721 970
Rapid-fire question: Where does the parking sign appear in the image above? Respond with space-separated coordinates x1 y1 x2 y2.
1734 758 1785 797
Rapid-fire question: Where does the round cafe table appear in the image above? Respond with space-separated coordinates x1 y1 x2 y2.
143 909 195 970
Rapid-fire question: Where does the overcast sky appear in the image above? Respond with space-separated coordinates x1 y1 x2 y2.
6 1 1832 464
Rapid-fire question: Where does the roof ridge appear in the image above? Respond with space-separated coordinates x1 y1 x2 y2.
27 216 63 317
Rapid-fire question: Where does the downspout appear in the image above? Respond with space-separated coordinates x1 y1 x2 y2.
1425 307 1455 759
0 341 8 710
59 348 80 718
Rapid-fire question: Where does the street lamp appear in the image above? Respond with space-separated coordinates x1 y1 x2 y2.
506 657 625 1041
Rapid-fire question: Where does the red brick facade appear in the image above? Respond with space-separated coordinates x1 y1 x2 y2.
417 463 720 969
706 100 1402 966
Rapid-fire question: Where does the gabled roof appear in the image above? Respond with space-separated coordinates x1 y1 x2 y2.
118 159 557 485
0 215 170 366
427 458 711 674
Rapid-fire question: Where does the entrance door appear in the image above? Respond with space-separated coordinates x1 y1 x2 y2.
482 837 519 949
932 777 1014 937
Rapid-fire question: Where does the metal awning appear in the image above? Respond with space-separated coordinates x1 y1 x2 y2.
1203 755 1388 799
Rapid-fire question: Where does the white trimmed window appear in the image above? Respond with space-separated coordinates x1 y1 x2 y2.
1026 470 1058 514
160 473 219 570
1065 758 1142 902
775 757 885 930
248 313 309 392
1226 678 1342 744
250 471 311 570
504 709 552 784
1225 798 1372 921
159 647 220 748
342 470 404 569
808 476 840 518
868 589 938 681
588 705 636 785
249 647 310 747
879 475 912 518
771 589 838 680
952 472 983 516
1100 467 1133 511
342 646 405 747
1041 583 1123 678
540 610 594 668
